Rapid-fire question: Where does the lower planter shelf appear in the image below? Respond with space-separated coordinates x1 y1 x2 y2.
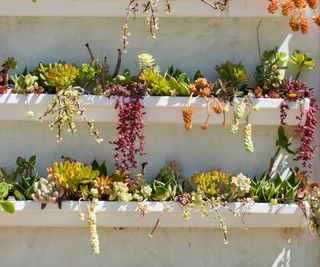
0 201 307 228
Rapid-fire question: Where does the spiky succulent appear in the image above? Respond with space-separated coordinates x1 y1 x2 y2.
152 161 182 201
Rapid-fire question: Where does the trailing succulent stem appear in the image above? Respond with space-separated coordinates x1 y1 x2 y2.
38 87 103 143
108 82 146 173
87 198 100 255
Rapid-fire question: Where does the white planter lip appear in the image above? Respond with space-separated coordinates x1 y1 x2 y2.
0 200 307 228
0 0 277 18
0 92 310 126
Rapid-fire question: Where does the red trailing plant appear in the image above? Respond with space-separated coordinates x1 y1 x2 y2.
108 82 147 174
281 78 318 177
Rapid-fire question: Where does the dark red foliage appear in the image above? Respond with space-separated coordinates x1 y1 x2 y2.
109 82 146 173
0 70 9 94
280 100 289 125
294 97 319 177
277 78 318 177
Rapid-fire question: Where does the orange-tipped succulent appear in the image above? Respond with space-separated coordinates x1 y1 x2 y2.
300 16 310 33
282 0 294 15
293 0 307 9
201 87 212 97
307 0 319 9
194 78 209 89
182 107 193 130
268 0 320 34
313 14 320 25
268 0 280 13
212 103 223 114
188 84 197 94
289 16 300 31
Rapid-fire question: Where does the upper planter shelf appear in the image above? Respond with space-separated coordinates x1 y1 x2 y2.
0 0 276 17
0 201 307 228
0 93 309 126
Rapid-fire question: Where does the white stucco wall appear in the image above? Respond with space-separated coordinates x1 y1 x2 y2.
0 227 319 267
0 14 319 267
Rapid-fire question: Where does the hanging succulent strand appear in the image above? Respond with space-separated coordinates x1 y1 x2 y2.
267 0 320 34
200 0 229 12
87 198 100 255
122 0 171 52
230 98 245 134
294 97 319 177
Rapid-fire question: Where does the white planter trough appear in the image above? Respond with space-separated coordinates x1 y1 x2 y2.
0 201 307 228
0 0 276 18
0 93 310 126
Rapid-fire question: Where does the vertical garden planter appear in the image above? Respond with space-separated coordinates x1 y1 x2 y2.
0 0 319 266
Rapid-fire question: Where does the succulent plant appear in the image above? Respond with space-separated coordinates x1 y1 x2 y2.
0 155 40 201
250 172 300 204
0 57 17 93
230 173 251 198
87 198 100 255
151 161 183 201
290 50 316 80
0 182 15 214
254 47 287 94
215 61 248 89
32 175 64 204
192 169 231 198
38 87 103 143
48 160 100 200
137 53 156 71
139 68 171 96
12 73 42 94
109 181 133 202
109 82 146 173
37 63 79 92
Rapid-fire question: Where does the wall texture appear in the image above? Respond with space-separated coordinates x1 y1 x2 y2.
0 227 319 267
0 15 319 267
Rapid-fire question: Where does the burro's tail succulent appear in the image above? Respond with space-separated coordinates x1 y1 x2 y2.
32 175 64 205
